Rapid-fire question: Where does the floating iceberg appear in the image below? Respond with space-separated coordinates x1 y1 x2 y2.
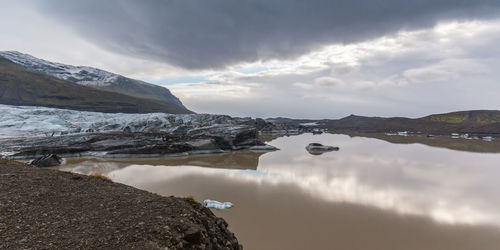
483 136 493 141
204 199 233 210
305 143 339 155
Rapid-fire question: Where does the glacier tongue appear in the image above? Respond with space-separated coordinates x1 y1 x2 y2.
0 105 278 159
0 104 246 139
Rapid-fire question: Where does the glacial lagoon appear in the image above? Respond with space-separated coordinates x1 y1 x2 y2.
59 133 500 250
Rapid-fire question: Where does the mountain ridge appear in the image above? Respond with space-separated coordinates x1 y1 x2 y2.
0 51 186 109
0 56 193 114
331 110 500 134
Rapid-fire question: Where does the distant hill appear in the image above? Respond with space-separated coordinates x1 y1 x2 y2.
0 56 193 114
268 110 500 135
323 111 500 134
0 51 186 109
421 110 500 126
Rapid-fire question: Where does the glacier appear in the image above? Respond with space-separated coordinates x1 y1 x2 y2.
0 104 278 158
0 104 250 138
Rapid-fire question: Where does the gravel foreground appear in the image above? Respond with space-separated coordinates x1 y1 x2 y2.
0 160 241 249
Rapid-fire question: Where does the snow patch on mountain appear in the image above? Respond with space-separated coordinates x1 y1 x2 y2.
0 51 120 87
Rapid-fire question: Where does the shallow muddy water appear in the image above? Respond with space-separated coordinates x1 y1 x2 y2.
60 133 500 250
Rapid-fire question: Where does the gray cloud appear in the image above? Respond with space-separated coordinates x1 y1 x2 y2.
167 18 500 118
36 0 500 69
402 59 487 83
314 77 344 87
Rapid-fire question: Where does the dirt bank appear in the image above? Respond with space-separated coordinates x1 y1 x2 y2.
0 160 241 249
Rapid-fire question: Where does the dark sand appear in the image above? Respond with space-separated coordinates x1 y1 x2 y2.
0 160 240 249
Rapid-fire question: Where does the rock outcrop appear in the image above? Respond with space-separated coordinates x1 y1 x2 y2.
28 154 64 167
305 143 339 155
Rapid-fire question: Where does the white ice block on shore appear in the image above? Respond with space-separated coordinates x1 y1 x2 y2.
204 199 233 210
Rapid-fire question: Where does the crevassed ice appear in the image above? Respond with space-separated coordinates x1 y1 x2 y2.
0 104 243 138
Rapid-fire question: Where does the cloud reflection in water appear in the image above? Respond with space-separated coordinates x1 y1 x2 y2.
64 134 500 227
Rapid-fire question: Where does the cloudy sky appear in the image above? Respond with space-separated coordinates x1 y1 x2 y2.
1 1 500 118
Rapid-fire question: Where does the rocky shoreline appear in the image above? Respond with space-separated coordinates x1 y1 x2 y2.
0 159 241 249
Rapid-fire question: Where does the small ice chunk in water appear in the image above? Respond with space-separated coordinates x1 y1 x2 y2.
204 199 233 210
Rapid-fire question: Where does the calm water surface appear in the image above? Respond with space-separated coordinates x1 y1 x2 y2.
61 134 500 250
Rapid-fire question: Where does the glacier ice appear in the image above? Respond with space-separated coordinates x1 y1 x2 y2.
0 104 251 139
203 200 233 210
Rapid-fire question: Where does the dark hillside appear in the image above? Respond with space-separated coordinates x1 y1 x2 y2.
0 56 193 114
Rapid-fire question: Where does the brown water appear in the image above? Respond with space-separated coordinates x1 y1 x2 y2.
60 134 500 250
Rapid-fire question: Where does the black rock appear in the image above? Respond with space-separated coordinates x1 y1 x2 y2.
28 154 63 167
183 226 202 243
254 118 269 130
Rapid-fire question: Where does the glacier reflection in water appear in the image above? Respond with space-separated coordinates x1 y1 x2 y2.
60 133 500 250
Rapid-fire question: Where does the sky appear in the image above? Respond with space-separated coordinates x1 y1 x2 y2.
1 1 500 119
